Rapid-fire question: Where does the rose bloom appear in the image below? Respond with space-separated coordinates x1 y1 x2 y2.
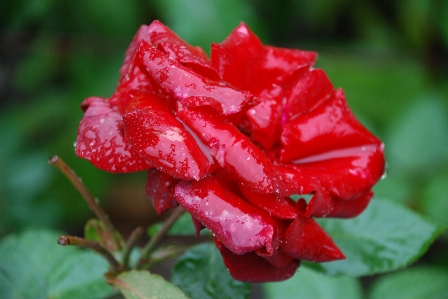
76 21 385 282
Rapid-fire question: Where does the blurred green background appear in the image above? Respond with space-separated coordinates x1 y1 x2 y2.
1 0 448 297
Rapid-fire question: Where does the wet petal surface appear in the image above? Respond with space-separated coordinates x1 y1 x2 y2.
136 40 257 116
175 177 275 255
121 92 214 180
76 97 152 173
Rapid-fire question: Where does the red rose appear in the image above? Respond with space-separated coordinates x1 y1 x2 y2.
76 20 385 282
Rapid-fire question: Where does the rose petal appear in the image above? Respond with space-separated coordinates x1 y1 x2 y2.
135 40 257 116
282 67 334 122
190 215 205 237
211 23 263 91
273 142 384 217
257 249 296 269
119 25 151 81
174 177 275 255
273 165 318 197
211 22 316 94
240 186 298 220
215 238 299 282
146 168 180 214
245 84 283 150
121 92 214 180
254 219 295 268
307 191 374 218
76 97 152 173
178 107 278 194
290 143 385 201
260 45 317 86
281 89 380 163
281 216 345 262
110 74 158 115
146 20 220 80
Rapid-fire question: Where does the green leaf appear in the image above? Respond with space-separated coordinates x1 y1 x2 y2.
0 228 115 299
85 218 106 243
387 96 448 174
422 174 448 228
316 50 428 127
171 243 251 299
109 270 190 299
168 212 197 235
304 198 444 276
146 214 191 239
372 171 412 205
147 222 162 237
47 253 115 299
263 266 363 299
369 266 448 299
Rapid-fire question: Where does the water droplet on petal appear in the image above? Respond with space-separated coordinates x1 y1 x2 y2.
381 163 389 180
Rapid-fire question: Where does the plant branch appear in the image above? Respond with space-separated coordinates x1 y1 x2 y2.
139 206 185 267
49 155 119 250
121 226 144 268
143 245 190 269
58 235 120 272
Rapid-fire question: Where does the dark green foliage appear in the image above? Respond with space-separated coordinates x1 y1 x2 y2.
1 1 447 298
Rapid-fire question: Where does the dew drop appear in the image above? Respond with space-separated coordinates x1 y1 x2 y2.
381 163 389 180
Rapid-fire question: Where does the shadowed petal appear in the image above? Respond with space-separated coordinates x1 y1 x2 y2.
146 168 180 214
281 216 345 262
215 239 299 282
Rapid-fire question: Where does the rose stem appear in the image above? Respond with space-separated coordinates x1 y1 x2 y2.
48 155 118 250
139 206 185 268
121 226 144 268
58 235 120 272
